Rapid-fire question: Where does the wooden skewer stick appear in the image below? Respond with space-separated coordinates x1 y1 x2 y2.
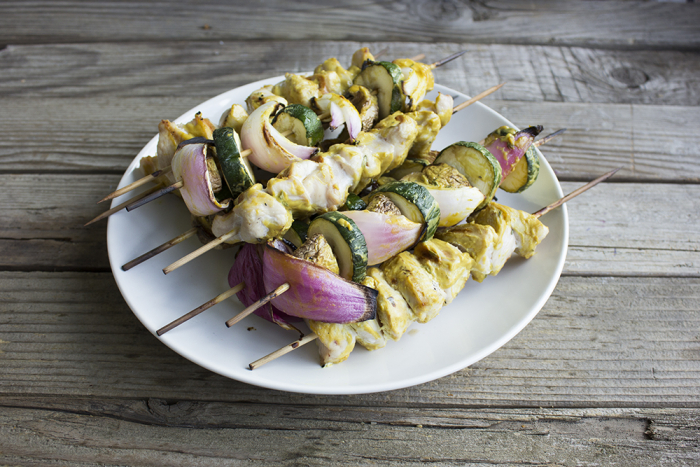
372 48 389 59
94 127 301 204
122 142 285 212
452 82 506 113
122 227 198 271
100 146 257 202
408 53 426 61
225 283 290 328
84 185 161 226
429 50 467 69
125 180 184 212
163 229 238 275
533 128 567 148
156 281 245 336
99 167 172 203
249 333 319 370
532 167 622 219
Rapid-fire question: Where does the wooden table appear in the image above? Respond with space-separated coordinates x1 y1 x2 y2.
1 1 699 464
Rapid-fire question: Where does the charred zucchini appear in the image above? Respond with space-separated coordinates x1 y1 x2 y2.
354 61 404 119
500 146 540 193
272 104 324 146
212 127 256 198
370 181 440 241
308 212 369 282
435 142 501 210
283 220 310 248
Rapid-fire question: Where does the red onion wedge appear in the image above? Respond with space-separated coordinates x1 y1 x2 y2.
342 210 422 265
483 126 542 180
314 93 362 142
263 243 377 323
241 101 318 173
170 143 230 216
229 243 300 332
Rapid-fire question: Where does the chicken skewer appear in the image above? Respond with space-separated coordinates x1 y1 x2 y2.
122 103 540 277
160 83 507 275
97 49 464 205
248 167 621 369
154 156 601 339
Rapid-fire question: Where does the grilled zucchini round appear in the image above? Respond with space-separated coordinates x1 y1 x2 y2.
271 104 324 146
500 146 540 193
354 61 404 119
370 181 440 241
213 127 256 198
435 142 501 210
308 212 368 282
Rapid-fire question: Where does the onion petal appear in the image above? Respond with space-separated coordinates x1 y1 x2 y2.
425 185 484 227
228 243 300 331
241 101 318 173
484 126 542 180
315 93 362 142
342 211 422 265
171 143 229 216
263 243 377 323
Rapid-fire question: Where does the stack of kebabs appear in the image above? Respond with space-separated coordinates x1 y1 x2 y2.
91 47 614 369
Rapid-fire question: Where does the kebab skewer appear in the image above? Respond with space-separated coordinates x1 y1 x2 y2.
158 83 510 275
96 49 465 208
154 138 568 339
249 167 620 369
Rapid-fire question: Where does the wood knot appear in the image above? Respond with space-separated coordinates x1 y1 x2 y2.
610 67 649 88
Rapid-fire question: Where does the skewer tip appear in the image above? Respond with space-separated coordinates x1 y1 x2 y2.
430 50 468 69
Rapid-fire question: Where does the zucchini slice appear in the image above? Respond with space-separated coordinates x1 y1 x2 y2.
354 61 404 119
283 220 309 248
271 104 324 146
308 212 369 282
342 193 368 211
370 181 441 241
213 127 256 198
500 146 540 193
387 158 429 180
435 142 501 210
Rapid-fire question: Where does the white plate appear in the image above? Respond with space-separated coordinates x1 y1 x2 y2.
107 77 568 395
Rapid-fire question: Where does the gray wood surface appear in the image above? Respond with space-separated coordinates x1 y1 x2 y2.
2 1 699 48
2 272 699 407
1 1 699 465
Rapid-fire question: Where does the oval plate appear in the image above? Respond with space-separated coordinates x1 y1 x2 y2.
107 77 568 395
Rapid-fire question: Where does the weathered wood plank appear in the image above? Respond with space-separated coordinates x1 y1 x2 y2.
1 272 698 406
3 97 700 182
0 403 698 466
2 41 698 105
2 175 697 275
1 1 698 49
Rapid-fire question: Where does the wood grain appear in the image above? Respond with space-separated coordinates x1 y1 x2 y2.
2 41 698 105
1 272 698 407
1 1 698 465
2 175 697 275
0 401 698 465
3 97 700 183
1 1 699 49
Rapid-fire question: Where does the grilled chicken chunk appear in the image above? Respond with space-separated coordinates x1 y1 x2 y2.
382 251 444 323
219 104 248 134
366 267 413 341
414 239 472 304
